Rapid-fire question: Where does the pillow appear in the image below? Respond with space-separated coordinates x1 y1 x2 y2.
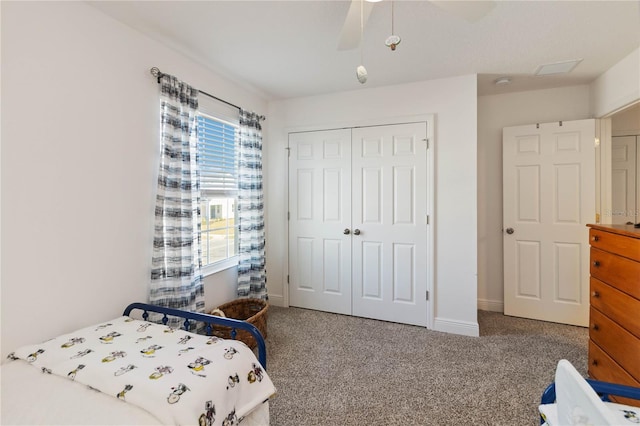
538 360 640 425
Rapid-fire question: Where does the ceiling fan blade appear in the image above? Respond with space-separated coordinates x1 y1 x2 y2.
337 0 374 51
430 0 495 22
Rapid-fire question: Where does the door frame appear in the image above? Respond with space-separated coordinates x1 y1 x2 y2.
284 114 436 329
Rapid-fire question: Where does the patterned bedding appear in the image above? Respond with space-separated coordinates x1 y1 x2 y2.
8 316 276 426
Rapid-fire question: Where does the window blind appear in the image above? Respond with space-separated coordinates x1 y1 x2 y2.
197 114 238 197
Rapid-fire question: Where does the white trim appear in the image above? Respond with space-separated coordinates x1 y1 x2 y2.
612 129 640 137
286 114 436 135
202 256 238 277
598 118 613 224
477 298 504 313
425 116 435 330
267 294 285 307
433 316 479 337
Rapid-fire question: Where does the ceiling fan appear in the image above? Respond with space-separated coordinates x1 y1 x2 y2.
337 0 496 51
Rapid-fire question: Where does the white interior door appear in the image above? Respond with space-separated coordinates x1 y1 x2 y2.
288 129 352 315
611 136 637 224
351 123 428 326
503 119 595 326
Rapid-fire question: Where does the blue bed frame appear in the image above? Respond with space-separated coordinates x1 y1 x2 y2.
123 302 267 370
540 378 640 424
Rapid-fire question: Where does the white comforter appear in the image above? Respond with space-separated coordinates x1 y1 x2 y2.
6 316 275 425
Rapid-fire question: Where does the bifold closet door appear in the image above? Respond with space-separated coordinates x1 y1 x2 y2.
288 123 429 327
611 136 637 225
288 129 352 315
351 123 428 326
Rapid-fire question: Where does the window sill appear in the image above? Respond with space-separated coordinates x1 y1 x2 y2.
202 256 238 277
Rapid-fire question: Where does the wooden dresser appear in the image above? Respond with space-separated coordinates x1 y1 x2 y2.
587 224 640 392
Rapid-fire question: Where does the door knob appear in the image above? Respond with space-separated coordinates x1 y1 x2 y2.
353 229 361 235
343 228 351 235
506 228 515 235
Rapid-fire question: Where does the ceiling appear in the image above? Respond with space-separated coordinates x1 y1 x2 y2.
89 1 640 100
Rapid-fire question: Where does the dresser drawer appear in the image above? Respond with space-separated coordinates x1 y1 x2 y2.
590 247 640 300
590 228 640 262
589 340 640 406
591 277 640 339
589 340 640 385
590 307 640 382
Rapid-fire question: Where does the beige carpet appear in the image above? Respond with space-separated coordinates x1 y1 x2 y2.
264 307 588 426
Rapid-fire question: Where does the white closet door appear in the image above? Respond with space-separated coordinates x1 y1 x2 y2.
611 136 637 224
288 129 352 315
351 123 429 326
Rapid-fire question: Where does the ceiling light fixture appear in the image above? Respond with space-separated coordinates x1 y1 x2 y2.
494 76 511 86
356 0 368 84
384 1 401 51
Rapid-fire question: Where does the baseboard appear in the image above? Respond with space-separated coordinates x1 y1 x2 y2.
433 317 479 337
267 294 285 307
477 298 504 313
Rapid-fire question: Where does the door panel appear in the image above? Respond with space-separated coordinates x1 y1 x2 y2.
503 119 595 326
288 129 352 315
516 240 541 298
611 136 637 224
351 123 428 326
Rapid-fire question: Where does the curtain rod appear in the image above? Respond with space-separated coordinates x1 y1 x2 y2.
150 67 266 121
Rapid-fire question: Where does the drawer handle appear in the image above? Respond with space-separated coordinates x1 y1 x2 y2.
592 359 598 366
592 235 600 242
593 324 600 331
593 261 600 268
592 291 600 298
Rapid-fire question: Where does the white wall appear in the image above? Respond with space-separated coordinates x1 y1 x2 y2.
265 75 479 336
612 103 640 136
477 86 592 312
0 1 266 359
591 47 640 118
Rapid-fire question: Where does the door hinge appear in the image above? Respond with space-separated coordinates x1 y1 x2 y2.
426 290 429 301
287 275 290 283
425 214 430 225
285 147 291 157
287 211 290 220
423 138 429 149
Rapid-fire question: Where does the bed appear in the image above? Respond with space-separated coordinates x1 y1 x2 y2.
1 302 276 425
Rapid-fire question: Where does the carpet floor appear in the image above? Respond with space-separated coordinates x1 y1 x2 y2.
264 307 588 426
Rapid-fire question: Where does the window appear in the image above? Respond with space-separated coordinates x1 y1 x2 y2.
197 112 239 271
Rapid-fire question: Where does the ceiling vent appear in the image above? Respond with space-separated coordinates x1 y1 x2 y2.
534 59 583 76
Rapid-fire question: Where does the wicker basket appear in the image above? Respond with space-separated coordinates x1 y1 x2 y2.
209 298 268 349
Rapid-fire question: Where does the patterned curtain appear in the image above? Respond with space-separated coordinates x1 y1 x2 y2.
237 109 267 300
150 74 205 319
